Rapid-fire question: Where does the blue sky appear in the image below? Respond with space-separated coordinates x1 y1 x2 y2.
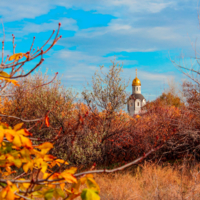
0 0 199 100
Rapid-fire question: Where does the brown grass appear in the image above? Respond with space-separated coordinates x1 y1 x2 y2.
91 163 200 200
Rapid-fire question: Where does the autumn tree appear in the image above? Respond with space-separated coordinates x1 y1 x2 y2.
1 72 77 142
82 61 129 112
80 62 130 164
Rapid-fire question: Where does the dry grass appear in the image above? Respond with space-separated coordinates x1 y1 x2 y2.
91 163 200 200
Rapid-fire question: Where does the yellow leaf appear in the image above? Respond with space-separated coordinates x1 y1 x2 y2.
9 53 27 61
13 159 22 168
6 189 15 200
37 142 53 150
86 178 100 194
61 172 77 183
86 174 93 179
37 142 53 154
1 187 8 198
22 182 30 189
1 186 15 200
34 158 48 173
0 77 20 86
14 123 24 131
63 167 77 174
20 148 31 158
20 135 32 149
55 159 68 166
44 154 55 161
60 183 65 190
23 161 33 173
0 71 19 86
80 176 87 184
0 71 10 78
43 173 49 179
12 135 22 147
6 181 12 186
81 189 100 200
41 162 48 173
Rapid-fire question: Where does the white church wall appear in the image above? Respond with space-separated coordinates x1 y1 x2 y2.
134 99 141 114
142 99 146 107
132 86 141 94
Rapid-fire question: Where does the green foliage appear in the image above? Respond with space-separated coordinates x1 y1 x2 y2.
81 189 100 200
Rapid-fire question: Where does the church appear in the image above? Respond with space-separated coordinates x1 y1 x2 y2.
127 69 146 116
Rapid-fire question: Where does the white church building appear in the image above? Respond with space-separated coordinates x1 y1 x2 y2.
127 69 146 116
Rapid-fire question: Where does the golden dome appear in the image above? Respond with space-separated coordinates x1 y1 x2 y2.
132 69 141 86
132 77 141 86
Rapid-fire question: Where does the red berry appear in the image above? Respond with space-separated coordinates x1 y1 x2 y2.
156 136 159 140
59 35 62 38
42 58 45 61
58 22 61 26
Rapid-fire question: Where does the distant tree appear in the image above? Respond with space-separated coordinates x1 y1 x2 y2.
82 61 129 112
145 92 184 111
159 92 184 108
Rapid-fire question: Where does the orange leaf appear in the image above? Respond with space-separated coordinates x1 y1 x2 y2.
0 131 4 143
5 132 14 142
14 123 24 131
9 53 27 61
45 115 50 127
79 115 84 124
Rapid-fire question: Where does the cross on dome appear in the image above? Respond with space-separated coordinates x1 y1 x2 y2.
132 68 141 86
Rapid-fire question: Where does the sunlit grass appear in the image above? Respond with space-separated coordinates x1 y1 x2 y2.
91 162 200 200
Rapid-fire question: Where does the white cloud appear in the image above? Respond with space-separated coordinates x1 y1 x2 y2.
0 1 54 22
0 0 180 22
61 21 197 56
105 0 174 14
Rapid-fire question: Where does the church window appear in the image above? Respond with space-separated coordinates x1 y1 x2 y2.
138 102 139 106
137 87 138 91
